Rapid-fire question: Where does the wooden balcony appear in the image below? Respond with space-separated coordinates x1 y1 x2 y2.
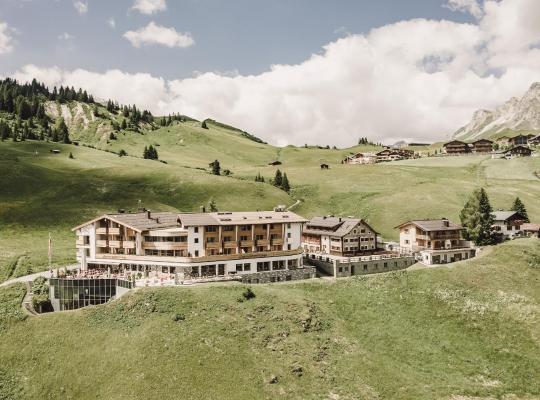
108 227 121 235
271 239 284 246
205 242 220 250
123 241 135 249
223 241 237 249
109 240 121 248
96 228 107 235
240 240 254 247
96 240 108 247
256 239 270 246
143 242 188 250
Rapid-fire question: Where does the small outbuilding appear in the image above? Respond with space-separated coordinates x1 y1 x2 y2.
320 163 329 170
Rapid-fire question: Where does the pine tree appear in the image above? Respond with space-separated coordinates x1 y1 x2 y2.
274 169 283 187
459 188 495 246
143 146 149 159
208 198 218 212
0 120 11 141
121 119 127 130
281 173 290 192
201 120 209 129
511 197 530 223
210 160 221 175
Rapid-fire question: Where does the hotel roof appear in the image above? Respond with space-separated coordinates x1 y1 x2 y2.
73 210 306 231
303 216 379 237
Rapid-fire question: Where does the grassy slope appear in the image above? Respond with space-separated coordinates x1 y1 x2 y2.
1 118 539 282
0 239 539 399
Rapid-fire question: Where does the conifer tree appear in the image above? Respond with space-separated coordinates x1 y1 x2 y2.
511 197 530 223
210 160 221 175
281 173 290 192
201 120 209 129
273 169 283 187
459 188 494 245
208 198 218 212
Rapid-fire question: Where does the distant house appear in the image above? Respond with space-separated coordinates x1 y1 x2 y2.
268 161 282 166
496 136 511 148
375 148 414 162
509 134 534 146
320 163 329 170
504 145 532 158
443 140 470 155
396 219 475 265
522 223 540 238
343 152 377 165
491 211 526 239
471 139 493 153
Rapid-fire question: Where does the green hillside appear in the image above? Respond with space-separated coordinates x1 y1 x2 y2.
1 116 540 282
0 239 539 399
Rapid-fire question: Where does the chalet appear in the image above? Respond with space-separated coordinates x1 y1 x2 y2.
471 139 493 153
396 219 475 265
491 210 526 239
509 134 535 146
302 216 378 257
375 148 414 162
496 136 511 148
343 152 377 165
504 145 532 158
443 140 470 155
521 223 540 238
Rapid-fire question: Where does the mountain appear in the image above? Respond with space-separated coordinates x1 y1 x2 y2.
453 82 540 141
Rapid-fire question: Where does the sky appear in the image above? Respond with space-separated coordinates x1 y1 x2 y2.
1 0 540 146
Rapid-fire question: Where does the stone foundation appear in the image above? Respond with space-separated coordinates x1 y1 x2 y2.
239 267 316 284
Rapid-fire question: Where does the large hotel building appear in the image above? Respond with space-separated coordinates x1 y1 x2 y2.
72 208 314 282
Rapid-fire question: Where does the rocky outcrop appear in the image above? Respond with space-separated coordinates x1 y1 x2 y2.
453 82 540 140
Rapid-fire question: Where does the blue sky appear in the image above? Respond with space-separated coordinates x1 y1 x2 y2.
1 0 472 79
1 0 539 146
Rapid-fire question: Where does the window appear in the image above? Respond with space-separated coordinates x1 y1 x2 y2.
194 227 199 233
256 262 270 272
194 238 199 244
243 263 251 272
256 235 264 240
240 235 249 241
223 226 234 231
287 232 291 238
205 226 218 232
206 237 216 243
194 250 199 257
287 223 291 228
363 264 368 271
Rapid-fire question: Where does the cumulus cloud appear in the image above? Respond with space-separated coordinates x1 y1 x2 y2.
444 0 484 19
132 0 166 15
73 1 88 15
123 22 194 48
11 0 540 146
0 21 15 54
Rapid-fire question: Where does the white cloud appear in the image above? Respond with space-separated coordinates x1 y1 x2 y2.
444 0 484 19
132 0 166 15
107 18 116 29
11 0 540 146
0 21 15 54
123 22 194 48
73 1 88 15
58 32 75 40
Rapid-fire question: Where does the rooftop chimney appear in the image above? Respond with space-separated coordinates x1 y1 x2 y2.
147 210 151 219
200 205 206 213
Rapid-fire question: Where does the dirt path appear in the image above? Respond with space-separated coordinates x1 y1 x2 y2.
0 264 78 288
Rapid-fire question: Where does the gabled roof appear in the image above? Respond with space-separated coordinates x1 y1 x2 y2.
472 139 493 144
522 223 540 231
443 140 468 147
395 219 462 232
303 216 379 237
72 211 179 232
491 210 523 222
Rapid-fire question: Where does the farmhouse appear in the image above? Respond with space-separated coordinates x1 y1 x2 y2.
396 219 475 265
375 148 414 162
302 216 378 256
509 134 534 146
504 145 532 158
492 210 526 240
72 208 315 284
471 139 493 153
443 140 470 154
343 152 377 165
528 134 540 147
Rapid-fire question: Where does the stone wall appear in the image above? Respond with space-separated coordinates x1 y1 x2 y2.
304 255 415 278
239 267 316 284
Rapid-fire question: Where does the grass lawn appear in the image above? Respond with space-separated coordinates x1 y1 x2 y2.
0 239 538 399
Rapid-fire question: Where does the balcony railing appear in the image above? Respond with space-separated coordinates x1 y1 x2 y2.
96 240 108 247
205 242 220 250
96 228 107 235
143 242 188 250
223 241 237 249
272 239 284 246
123 241 135 249
240 240 254 247
109 240 121 248
256 239 270 246
108 227 121 235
